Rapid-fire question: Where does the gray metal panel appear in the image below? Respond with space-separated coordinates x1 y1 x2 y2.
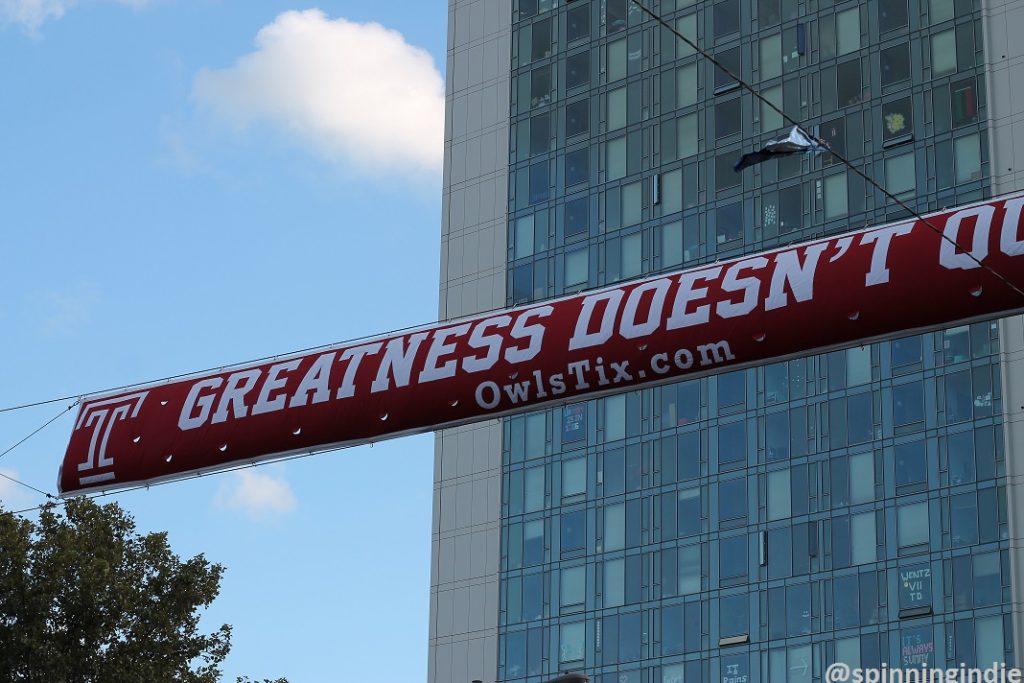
430 0 510 681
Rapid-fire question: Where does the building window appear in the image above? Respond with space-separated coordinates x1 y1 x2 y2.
679 544 701 594
884 152 916 194
837 7 860 55
715 201 743 244
566 147 589 187
529 65 551 108
607 136 626 180
895 440 927 488
954 133 982 183
882 96 914 141
719 420 746 469
565 247 588 287
567 3 590 43
565 49 590 90
880 43 911 86
609 38 627 81
605 558 625 606
714 0 740 39
563 458 587 497
559 622 585 663
678 113 699 159
524 519 544 566
605 503 625 550
851 511 876 565
824 172 848 219
760 34 782 80
879 0 908 31
849 452 874 503
837 59 862 106
677 63 698 108
566 99 589 138
608 87 627 131
950 492 979 546
720 593 748 636
768 469 791 520
565 196 589 238
932 30 957 75
561 510 586 553
679 487 701 536
719 477 747 524
676 14 698 58
720 534 747 580
761 85 783 131
893 381 925 429
716 96 742 139
714 47 741 91
560 565 585 610
897 501 929 550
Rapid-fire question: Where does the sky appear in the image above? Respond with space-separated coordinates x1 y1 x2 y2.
0 1 449 680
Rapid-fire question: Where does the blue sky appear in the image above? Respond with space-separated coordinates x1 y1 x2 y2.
0 1 448 680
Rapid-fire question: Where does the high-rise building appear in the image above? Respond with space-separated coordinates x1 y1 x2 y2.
430 0 1024 682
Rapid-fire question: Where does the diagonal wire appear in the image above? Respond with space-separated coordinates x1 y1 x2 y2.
0 470 55 500
0 403 77 463
630 0 1024 300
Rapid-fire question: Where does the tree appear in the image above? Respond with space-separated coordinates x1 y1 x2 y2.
0 497 285 682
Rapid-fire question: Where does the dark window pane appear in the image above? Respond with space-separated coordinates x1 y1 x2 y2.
893 381 924 426
837 59 862 106
513 263 533 303
787 583 811 635
759 0 781 26
567 4 590 43
523 573 544 620
530 113 550 156
892 335 922 368
565 196 589 237
766 411 790 461
821 117 846 164
719 420 746 468
679 430 701 480
605 447 625 495
607 0 628 33
565 147 589 187
662 605 685 654
779 184 801 232
720 594 748 636
880 43 911 86
945 370 972 424
620 612 642 661
716 153 742 191
565 99 589 138
948 430 976 484
715 47 741 90
973 552 1001 606
716 200 743 242
848 392 874 443
768 527 792 578
529 162 549 204
951 77 979 127
895 440 927 487
566 50 590 90
720 534 747 578
679 487 702 536
719 370 745 407
715 97 742 138
532 18 552 61
834 574 860 628
530 65 551 108
714 0 740 38
719 478 747 522
879 0 908 31
950 493 979 546
882 96 914 141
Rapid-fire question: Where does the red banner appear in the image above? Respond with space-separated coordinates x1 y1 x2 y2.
59 194 1024 494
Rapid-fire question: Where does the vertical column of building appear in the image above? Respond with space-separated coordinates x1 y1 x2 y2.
429 1 512 683
982 0 1024 662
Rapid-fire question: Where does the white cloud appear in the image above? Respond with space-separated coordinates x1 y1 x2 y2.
192 9 444 176
1 0 150 32
217 469 297 521
0 468 32 510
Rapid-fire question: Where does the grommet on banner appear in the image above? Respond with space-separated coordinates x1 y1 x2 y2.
509 372 519 380
753 333 766 342
848 311 860 321
218 444 228 452
165 454 173 463
970 285 984 297
638 344 648 351
132 436 141 444
292 427 302 435
449 399 459 407
380 413 389 421
160 400 168 406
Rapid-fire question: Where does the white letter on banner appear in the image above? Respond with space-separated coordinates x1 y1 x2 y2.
252 360 301 415
717 257 769 318
475 381 501 409
939 204 994 270
335 343 383 399
179 378 224 430
764 243 829 310
463 315 512 373
506 306 554 362
860 223 914 286
619 279 672 339
371 332 430 393
1000 196 1024 256
569 290 624 350
666 267 722 330
289 352 336 406
212 369 262 424
419 324 471 383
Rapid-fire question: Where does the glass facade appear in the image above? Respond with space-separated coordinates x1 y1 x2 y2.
497 0 1013 681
